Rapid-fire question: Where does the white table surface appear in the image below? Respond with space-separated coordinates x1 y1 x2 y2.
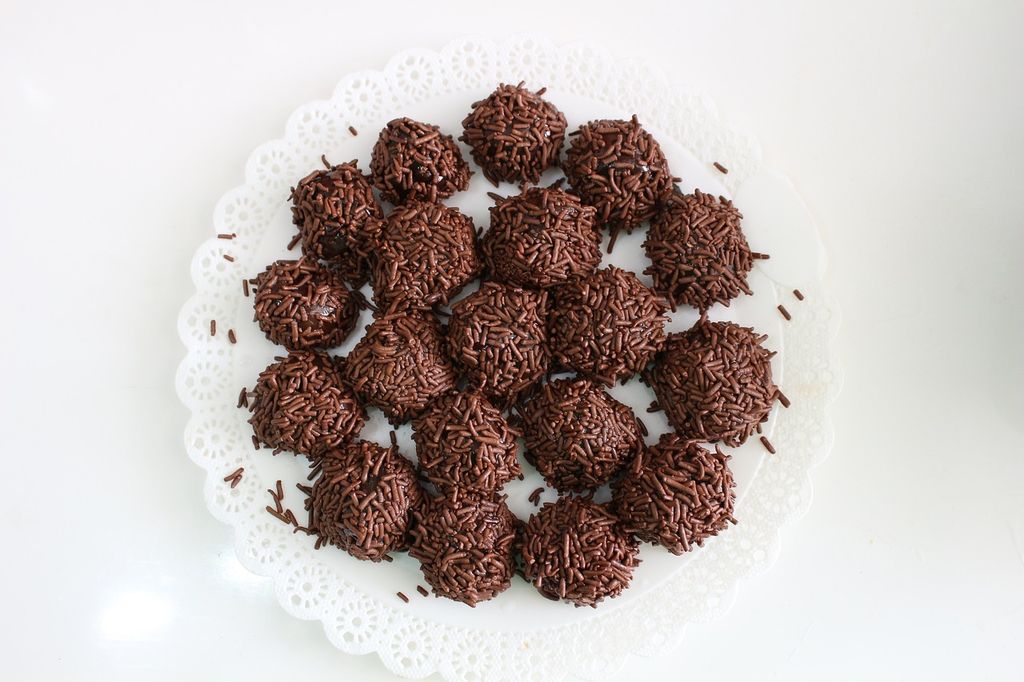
2 1 1022 679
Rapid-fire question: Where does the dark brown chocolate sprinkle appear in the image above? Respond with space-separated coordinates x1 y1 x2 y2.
752 252 770 260
412 391 521 493
342 308 456 424
446 282 549 402
519 497 640 607
777 304 791 321
793 289 805 301
286 233 302 251
222 467 245 489
218 233 236 240
251 434 260 450
370 202 481 310
397 591 409 603
644 189 753 311
519 378 643 493
248 351 365 457
305 440 424 562
210 319 216 336
242 279 250 297
409 492 517 606
370 118 471 205
645 320 777 446
613 433 737 555
713 161 729 174
777 389 791 408
416 585 429 597
548 266 667 385
481 187 601 289
563 115 674 237
528 487 544 506
348 126 358 136
227 329 237 344
223 254 235 263
237 386 249 409
252 258 365 350
460 82 567 185
760 435 776 454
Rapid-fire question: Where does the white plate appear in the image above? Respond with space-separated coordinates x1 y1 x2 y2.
176 36 841 682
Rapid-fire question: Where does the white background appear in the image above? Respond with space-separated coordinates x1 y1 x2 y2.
1 0 1021 680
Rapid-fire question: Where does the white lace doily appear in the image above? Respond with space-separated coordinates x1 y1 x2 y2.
176 36 841 681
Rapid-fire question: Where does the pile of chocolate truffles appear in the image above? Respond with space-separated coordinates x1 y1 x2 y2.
241 81 783 609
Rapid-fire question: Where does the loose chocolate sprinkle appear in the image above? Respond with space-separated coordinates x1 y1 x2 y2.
645 319 777 446
777 304 791 321
370 117 471 205
644 189 753 311
528 487 544 506
460 82 567 185
210 319 216 336
409 492 517 606
519 378 643 493
446 282 549 403
548 266 668 385
227 329 237 344
752 252 770 260
222 467 245 488
760 435 776 454
777 390 791 408
562 115 674 237
416 585 429 597
793 289 805 301
252 258 365 350
242 279 250 297
613 433 737 555
635 416 648 437
218 233 235 240
481 187 601 289
286 233 302 251
248 351 366 457
519 497 640 608
397 591 409 603
237 386 249 409
412 391 521 493
646 401 660 413
348 126 358 136
289 157 383 286
370 202 481 310
223 254 236 263
713 161 729 174
341 308 456 424
252 434 260 450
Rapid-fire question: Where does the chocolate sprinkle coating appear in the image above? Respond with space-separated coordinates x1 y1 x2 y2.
412 392 521 493
409 492 518 606
481 187 600 289
289 157 384 286
612 433 737 555
248 351 365 457
547 266 668 384
644 189 753 311
446 282 549 402
645 320 777 446
308 440 424 561
563 116 674 235
342 309 457 424
371 202 481 309
252 258 364 350
519 497 639 607
370 118 471 205
518 378 643 492
460 82 567 185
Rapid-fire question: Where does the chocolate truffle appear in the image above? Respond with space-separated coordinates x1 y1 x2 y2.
412 392 521 493
248 351 365 457
547 266 667 384
307 440 424 561
645 320 777 446
370 202 481 309
409 491 518 606
341 309 457 424
481 187 600 289
518 378 643 493
252 258 364 350
460 82 567 185
644 189 753 311
289 156 384 286
446 282 549 402
369 118 471 205
519 497 639 607
563 115 674 236
612 433 737 555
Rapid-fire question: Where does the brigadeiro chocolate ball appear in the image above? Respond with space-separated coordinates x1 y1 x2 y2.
613 433 737 555
644 189 753 311
409 491 518 606
563 115 674 236
289 156 384 286
341 309 456 424
481 187 600 289
518 378 643 493
369 118 471 205
252 258 364 350
547 266 668 385
248 351 365 457
412 392 521 493
519 497 639 608
371 202 481 309
460 82 567 185
446 282 549 402
645 320 778 446
307 440 424 562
